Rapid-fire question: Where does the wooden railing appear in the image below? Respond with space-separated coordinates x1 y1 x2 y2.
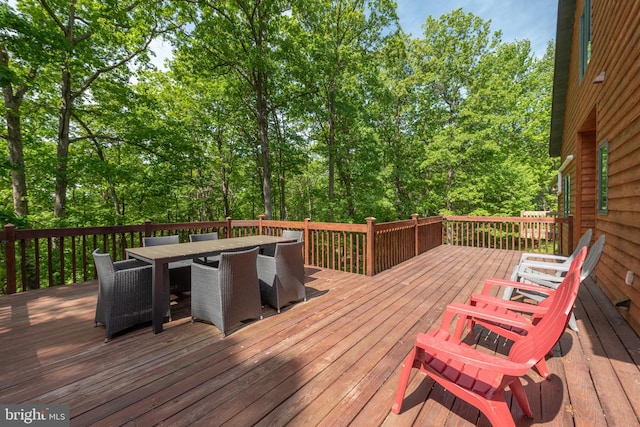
0 220 231 294
259 215 442 275
373 215 443 274
443 215 573 254
1 214 572 294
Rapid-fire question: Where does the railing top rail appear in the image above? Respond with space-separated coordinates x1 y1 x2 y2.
375 220 416 232
229 220 259 227
306 222 367 232
0 221 232 242
444 215 568 224
9 224 146 240
259 219 305 229
147 221 227 232
416 216 444 225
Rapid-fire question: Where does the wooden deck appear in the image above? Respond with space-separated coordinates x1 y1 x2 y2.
1 246 639 426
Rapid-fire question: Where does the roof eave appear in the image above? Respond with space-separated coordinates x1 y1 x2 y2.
549 0 576 157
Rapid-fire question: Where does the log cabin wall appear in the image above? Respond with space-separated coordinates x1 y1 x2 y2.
555 0 640 332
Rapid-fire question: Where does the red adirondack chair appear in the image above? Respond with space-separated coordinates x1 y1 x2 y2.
392 247 587 427
444 244 590 379
444 280 556 379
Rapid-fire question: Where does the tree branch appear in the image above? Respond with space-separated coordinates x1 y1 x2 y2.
38 0 66 33
72 28 157 99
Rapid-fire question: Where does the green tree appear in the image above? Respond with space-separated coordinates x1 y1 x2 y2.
16 0 176 221
1 2 59 219
174 0 297 219
291 0 398 221
410 9 555 216
375 29 428 217
412 9 498 213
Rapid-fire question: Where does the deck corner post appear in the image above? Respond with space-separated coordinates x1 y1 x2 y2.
4 224 17 294
365 217 376 276
412 214 419 257
258 214 265 235
144 220 152 238
226 216 232 238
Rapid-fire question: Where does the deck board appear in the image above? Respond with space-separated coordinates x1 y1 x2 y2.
0 245 638 426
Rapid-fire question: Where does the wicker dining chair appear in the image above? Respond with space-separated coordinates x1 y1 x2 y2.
257 241 306 313
262 229 303 257
190 247 263 336
93 249 170 342
143 235 191 294
189 232 219 264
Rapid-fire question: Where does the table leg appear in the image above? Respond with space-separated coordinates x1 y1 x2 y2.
152 261 168 333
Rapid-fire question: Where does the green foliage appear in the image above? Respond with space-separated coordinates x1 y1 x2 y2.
1 3 558 229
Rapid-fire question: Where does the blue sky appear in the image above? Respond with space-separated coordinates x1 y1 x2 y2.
147 1 559 67
396 0 558 57
6 0 558 65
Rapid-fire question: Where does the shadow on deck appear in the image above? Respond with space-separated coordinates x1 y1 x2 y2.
0 246 638 426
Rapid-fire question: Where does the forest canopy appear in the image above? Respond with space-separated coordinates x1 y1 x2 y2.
1 0 558 228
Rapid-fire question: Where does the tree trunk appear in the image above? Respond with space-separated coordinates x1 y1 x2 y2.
1 48 30 218
54 2 77 220
1 50 37 289
327 80 337 221
446 166 454 211
216 135 230 218
3 91 29 217
90 140 122 220
337 153 356 218
272 113 286 220
256 70 273 219
54 67 73 219
279 149 286 220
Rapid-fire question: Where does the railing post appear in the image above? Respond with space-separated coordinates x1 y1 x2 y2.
304 218 311 265
225 217 232 238
4 224 17 294
412 214 419 257
144 220 152 238
258 214 265 235
366 217 376 276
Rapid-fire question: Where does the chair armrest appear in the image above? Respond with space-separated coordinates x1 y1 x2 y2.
481 277 521 295
415 333 531 376
191 262 220 273
481 277 555 296
517 271 562 290
113 265 152 294
114 259 150 271
481 277 555 295
518 260 571 272
443 302 533 339
520 253 568 263
469 294 550 315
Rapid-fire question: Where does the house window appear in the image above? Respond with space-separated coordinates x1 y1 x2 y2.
579 0 592 81
563 174 571 217
598 140 608 213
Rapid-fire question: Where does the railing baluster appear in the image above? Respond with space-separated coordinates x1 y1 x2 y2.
20 239 26 291
72 236 77 284
47 238 53 287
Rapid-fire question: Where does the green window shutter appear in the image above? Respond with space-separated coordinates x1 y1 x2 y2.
598 140 608 214
563 174 571 217
579 0 592 81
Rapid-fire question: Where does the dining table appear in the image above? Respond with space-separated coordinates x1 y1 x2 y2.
126 234 297 333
